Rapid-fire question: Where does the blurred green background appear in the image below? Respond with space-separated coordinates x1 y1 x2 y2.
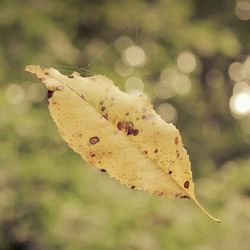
1 0 250 249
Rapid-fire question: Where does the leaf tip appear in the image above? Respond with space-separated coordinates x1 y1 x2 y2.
25 64 42 74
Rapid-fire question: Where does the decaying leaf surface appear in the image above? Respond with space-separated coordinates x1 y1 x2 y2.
25 65 221 223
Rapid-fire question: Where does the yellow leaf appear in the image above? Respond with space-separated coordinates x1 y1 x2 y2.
25 65 221 223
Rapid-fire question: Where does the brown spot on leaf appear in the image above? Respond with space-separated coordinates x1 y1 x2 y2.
101 106 105 112
117 121 125 130
176 150 180 158
102 114 108 120
56 85 64 91
117 121 139 136
126 112 129 116
175 137 179 145
126 122 133 128
180 195 190 199
89 152 95 157
47 90 54 98
184 181 190 189
154 149 158 153
168 171 172 174
100 169 106 172
89 136 99 145
144 150 148 154
127 128 134 135
131 185 135 189
133 129 139 136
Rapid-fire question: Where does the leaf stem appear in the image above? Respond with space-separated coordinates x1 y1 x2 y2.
192 197 221 223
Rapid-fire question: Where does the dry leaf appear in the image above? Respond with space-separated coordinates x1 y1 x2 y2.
25 65 221 223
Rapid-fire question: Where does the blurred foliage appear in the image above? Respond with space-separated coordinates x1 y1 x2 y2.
0 0 250 249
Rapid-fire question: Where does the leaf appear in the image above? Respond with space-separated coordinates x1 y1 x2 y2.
25 65 221 223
